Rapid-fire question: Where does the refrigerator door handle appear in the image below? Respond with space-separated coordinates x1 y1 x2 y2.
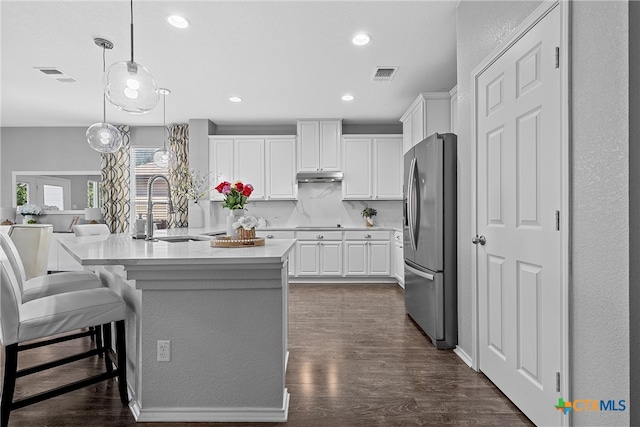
407 157 418 251
405 263 435 281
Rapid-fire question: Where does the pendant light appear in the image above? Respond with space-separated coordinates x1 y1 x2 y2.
153 88 176 168
86 38 123 153
104 0 158 114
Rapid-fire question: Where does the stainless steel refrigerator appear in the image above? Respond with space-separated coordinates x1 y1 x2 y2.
403 133 457 349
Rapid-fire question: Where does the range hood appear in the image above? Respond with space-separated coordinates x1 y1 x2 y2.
296 171 343 183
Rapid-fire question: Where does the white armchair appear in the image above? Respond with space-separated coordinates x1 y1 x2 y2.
7 224 52 280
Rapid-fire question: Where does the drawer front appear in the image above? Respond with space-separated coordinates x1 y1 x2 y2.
344 230 390 240
256 230 295 239
296 231 343 241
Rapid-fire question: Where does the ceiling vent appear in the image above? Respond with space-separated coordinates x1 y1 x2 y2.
372 66 398 82
35 67 77 83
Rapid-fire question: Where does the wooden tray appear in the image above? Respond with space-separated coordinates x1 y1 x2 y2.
210 236 265 248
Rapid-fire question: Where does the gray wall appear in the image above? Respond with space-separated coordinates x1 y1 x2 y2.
571 2 629 425
629 1 640 424
0 127 101 206
456 0 542 363
458 1 631 425
1 126 167 207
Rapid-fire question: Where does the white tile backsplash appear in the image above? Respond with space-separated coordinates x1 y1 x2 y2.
209 182 402 229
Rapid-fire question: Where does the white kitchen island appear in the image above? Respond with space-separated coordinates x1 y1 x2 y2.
60 233 295 423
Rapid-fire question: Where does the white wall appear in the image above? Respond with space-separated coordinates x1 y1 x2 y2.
458 1 631 425
456 0 542 362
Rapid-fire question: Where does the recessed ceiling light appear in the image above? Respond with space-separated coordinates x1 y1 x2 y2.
167 15 189 29
352 33 370 46
342 94 354 101
229 96 242 103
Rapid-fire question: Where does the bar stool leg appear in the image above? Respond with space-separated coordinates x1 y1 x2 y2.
95 325 103 358
102 323 113 373
1 344 18 427
115 320 129 406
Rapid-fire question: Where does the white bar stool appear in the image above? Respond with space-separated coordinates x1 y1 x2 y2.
0 254 128 427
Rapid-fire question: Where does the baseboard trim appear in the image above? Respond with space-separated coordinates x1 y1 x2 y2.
290 278 398 284
454 346 473 369
130 389 289 422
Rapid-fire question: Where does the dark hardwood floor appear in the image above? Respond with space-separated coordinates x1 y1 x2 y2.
3 284 533 426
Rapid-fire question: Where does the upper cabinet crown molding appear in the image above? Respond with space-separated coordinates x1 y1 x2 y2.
296 119 342 172
400 92 452 154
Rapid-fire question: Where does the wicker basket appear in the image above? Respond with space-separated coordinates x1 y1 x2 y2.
237 227 256 240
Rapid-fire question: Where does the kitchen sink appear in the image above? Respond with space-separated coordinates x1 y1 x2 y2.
154 236 211 243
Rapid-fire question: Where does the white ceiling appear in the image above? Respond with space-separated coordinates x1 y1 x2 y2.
0 1 457 128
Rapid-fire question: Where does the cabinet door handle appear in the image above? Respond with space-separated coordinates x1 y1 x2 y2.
266 234 274 239
365 234 372 238
317 235 324 239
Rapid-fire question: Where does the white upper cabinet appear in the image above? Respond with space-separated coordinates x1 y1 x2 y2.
209 135 297 201
265 137 297 200
400 92 452 153
235 138 265 200
374 137 403 199
342 135 403 200
297 120 342 172
342 137 373 199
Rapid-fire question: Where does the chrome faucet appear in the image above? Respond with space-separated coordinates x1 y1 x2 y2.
146 174 175 241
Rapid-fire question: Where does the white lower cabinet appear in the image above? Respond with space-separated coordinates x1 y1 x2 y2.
343 230 391 276
296 241 342 276
295 231 343 276
257 230 295 275
393 231 404 287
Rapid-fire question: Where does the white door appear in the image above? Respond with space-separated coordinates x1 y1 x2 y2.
476 4 562 427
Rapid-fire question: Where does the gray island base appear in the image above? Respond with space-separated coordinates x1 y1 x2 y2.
61 234 294 422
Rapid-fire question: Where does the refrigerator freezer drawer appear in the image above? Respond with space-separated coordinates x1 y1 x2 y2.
404 262 444 342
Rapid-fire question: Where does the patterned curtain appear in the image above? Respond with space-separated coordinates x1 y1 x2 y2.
101 125 131 233
168 124 189 228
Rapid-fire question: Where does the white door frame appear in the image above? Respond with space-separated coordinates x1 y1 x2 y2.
470 0 570 420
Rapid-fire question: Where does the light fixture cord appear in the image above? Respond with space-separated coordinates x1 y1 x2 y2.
130 0 134 63
163 92 167 150
102 44 107 123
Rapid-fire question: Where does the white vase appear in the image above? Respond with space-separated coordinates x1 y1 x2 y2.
22 214 35 224
365 217 374 227
189 202 205 228
226 209 244 237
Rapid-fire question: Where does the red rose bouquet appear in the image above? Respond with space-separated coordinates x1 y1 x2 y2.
215 180 254 210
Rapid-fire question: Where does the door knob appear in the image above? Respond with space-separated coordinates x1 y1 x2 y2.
472 235 486 245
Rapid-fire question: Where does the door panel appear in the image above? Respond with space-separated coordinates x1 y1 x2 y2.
476 5 561 427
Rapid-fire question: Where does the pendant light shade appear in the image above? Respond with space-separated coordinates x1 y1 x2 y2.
87 38 123 153
104 0 158 114
104 60 158 114
87 122 123 153
153 88 176 168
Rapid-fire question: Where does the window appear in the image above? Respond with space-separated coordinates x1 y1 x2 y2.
42 184 64 209
16 182 29 206
132 148 170 224
87 180 102 208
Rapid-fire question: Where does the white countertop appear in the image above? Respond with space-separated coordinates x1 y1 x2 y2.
60 233 295 267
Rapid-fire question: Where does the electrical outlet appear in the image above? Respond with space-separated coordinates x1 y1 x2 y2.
157 340 170 362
